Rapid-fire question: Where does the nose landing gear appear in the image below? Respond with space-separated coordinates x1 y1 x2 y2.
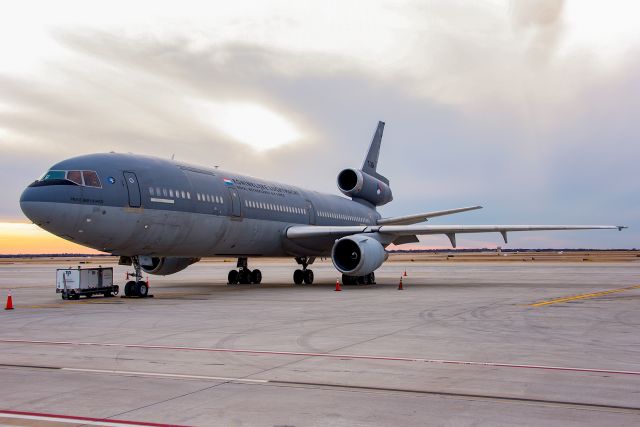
293 256 315 285
124 256 150 297
228 257 262 285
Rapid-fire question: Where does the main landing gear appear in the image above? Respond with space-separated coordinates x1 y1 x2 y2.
124 256 149 297
228 257 262 285
293 256 315 285
342 272 376 285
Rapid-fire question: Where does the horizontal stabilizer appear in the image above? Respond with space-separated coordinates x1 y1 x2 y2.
377 205 483 226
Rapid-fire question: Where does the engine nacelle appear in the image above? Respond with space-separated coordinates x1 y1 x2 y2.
337 168 392 206
140 257 200 276
331 235 387 276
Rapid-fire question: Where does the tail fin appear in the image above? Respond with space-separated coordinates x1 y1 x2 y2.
362 121 389 185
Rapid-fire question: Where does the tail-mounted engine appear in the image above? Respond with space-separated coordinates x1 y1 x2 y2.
337 121 393 206
337 168 393 206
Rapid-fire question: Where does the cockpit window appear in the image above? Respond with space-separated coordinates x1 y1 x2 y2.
31 169 102 188
82 171 101 188
41 170 66 181
66 171 83 185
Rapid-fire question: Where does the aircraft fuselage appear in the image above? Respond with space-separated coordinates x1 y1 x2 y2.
20 153 379 258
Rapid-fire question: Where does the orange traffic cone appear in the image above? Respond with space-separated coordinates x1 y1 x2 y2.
398 277 404 290
5 290 14 310
335 279 342 292
403 270 407 277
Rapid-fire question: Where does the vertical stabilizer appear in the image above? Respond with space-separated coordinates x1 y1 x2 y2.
362 121 389 185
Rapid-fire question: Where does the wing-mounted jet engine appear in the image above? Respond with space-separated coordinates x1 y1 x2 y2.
140 257 201 276
336 121 393 207
331 234 388 285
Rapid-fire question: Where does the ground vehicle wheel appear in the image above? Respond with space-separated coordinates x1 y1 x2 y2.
112 285 119 296
71 293 80 300
124 280 136 296
103 292 111 297
61 291 68 300
228 270 239 285
303 269 314 285
367 272 375 284
135 281 148 297
250 269 262 284
86 293 92 298
293 269 304 285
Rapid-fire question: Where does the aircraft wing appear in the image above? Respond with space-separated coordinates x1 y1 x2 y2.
286 224 626 247
377 205 483 225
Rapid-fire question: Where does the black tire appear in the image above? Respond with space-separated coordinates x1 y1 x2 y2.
303 269 314 285
342 274 356 286
103 292 111 297
240 269 252 284
357 276 366 285
112 285 119 296
124 281 136 296
251 269 262 284
228 270 239 285
71 293 80 300
61 291 68 300
293 269 304 285
86 293 92 298
135 281 148 297
367 272 376 285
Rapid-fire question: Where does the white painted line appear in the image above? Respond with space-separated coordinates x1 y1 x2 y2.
0 413 132 426
3 339 640 376
0 410 185 427
150 198 174 204
61 367 268 383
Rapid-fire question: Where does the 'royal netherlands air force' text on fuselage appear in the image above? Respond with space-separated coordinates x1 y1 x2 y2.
20 122 626 295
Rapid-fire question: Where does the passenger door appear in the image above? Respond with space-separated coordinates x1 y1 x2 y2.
228 188 242 218
306 199 316 225
123 171 141 208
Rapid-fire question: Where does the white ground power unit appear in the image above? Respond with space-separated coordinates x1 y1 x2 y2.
56 266 119 300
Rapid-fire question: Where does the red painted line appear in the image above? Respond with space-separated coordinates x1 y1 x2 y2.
1 339 639 377
0 409 189 427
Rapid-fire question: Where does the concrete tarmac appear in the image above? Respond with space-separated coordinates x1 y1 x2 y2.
0 259 639 426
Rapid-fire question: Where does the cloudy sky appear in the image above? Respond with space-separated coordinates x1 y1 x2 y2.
0 0 638 253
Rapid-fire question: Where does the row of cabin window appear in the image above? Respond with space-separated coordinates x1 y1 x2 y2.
244 199 306 215
318 210 366 223
148 187 225 204
149 187 191 199
197 193 224 204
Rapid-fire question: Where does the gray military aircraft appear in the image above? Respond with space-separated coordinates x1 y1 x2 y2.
20 122 625 296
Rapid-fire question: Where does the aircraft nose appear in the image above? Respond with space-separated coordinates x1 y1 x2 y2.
20 186 53 225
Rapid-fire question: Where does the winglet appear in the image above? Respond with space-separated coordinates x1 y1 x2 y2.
362 121 389 185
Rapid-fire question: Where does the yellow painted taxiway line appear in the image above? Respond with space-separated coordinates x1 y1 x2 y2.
530 284 640 307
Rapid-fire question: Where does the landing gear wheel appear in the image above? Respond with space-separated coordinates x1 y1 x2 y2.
342 274 357 286
228 270 239 285
135 281 148 297
303 269 314 285
239 269 251 284
293 269 304 285
250 269 262 284
124 281 136 296
367 272 376 285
